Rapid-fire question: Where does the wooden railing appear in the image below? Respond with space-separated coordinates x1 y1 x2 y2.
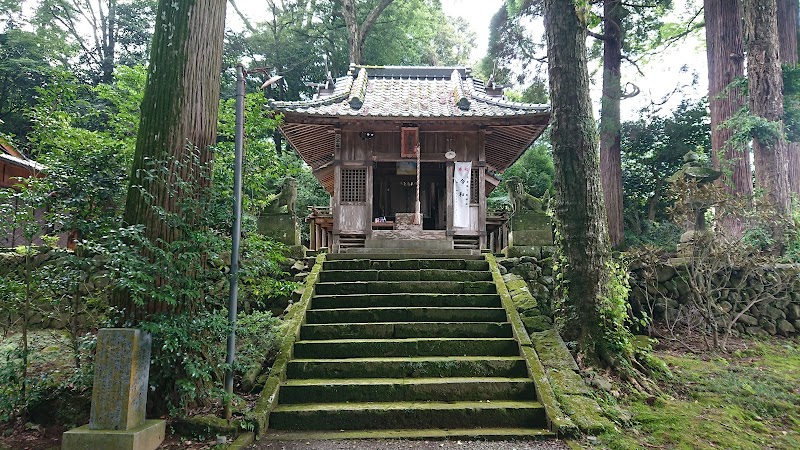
305 206 511 253
306 206 333 251
486 211 510 254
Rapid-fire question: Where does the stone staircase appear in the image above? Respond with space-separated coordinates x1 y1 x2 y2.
265 254 553 440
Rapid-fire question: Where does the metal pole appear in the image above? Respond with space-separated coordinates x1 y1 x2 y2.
224 64 245 420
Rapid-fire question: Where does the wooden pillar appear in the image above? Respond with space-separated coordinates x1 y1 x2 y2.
478 130 487 249
332 162 341 253
366 164 374 238
446 161 454 236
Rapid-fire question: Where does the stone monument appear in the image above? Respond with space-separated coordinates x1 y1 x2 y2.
62 328 165 450
505 177 554 258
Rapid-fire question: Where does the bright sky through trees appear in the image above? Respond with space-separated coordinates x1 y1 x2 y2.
229 0 706 119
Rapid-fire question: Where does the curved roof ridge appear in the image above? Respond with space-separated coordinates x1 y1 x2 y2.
268 75 354 109
465 78 550 111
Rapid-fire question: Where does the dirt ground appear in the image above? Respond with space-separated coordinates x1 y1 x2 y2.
249 439 571 450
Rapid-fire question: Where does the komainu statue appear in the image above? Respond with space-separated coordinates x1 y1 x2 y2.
265 177 298 215
506 177 548 213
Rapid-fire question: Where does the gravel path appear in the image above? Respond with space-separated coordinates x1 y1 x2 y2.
249 439 571 450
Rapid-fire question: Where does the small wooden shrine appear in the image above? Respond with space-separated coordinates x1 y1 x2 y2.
269 65 550 252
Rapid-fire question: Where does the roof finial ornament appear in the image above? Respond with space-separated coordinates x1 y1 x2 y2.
488 61 497 89
324 54 334 89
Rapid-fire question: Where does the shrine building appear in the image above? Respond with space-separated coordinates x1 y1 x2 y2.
269 65 550 253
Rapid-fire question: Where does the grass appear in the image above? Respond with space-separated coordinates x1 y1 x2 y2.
598 337 800 449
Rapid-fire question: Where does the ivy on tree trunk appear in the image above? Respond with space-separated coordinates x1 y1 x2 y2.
111 0 227 320
743 0 791 216
544 0 628 367
705 0 753 200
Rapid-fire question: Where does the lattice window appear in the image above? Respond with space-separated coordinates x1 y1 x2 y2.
470 169 479 204
341 168 366 203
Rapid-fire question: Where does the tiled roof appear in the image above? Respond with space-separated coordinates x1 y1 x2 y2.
269 65 549 119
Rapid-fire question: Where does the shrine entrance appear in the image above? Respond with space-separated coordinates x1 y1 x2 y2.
372 162 446 231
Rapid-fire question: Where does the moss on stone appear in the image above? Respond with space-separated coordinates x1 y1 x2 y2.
558 394 613 435
530 329 580 372
522 315 554 332
245 254 326 437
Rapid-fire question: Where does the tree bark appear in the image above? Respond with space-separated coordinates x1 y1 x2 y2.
544 0 616 365
778 0 800 197
340 0 395 64
600 0 624 247
705 0 753 200
111 0 226 320
744 0 791 216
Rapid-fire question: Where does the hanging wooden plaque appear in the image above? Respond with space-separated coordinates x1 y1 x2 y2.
401 127 419 158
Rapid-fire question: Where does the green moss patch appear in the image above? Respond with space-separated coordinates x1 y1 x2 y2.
599 338 800 450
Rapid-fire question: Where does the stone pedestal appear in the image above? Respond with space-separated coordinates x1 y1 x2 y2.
63 329 165 450
257 213 300 245
507 211 553 258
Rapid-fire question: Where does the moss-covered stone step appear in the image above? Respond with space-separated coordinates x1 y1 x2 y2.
300 321 512 340
319 269 493 282
286 356 529 379
278 377 536 404
305 307 508 324
292 337 520 359
323 259 490 271
269 400 547 430
311 293 501 309
325 253 485 261
314 281 497 295
263 428 555 440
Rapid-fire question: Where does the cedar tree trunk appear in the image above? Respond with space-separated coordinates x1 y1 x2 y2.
111 0 226 320
778 0 800 197
744 0 791 216
705 0 753 199
544 0 618 365
600 0 624 247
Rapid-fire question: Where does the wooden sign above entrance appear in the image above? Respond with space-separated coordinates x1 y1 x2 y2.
401 127 419 158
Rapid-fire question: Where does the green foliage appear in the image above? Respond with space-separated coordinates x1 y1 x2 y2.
720 107 784 149
239 234 297 310
490 141 554 211
622 99 710 230
138 311 230 416
599 340 800 449
596 257 636 361
363 0 476 66
623 221 682 252
235 311 282 378
782 63 800 143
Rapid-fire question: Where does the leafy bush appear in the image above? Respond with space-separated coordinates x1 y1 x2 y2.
139 311 230 416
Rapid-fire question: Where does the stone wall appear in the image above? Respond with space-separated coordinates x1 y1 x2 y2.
628 262 800 337
498 253 800 338
498 254 557 333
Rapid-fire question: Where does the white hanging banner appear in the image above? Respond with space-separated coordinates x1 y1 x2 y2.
453 161 472 228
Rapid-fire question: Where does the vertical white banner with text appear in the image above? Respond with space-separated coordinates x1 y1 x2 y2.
453 161 472 228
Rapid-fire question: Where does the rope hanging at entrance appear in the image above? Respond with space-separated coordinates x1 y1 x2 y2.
414 143 421 225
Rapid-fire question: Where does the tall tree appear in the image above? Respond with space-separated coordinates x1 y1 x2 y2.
599 0 625 247
36 0 156 83
340 0 395 63
778 0 800 196
111 0 226 319
544 0 628 367
705 0 753 204
743 0 791 215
